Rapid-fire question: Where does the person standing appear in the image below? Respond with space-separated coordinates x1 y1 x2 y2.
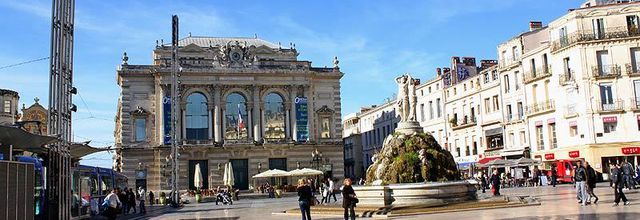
149 191 154 205
612 163 630 206
118 187 128 214
490 170 501 196
104 188 121 220
585 161 599 204
320 180 329 204
479 171 487 193
551 165 557 187
622 160 634 189
342 178 357 220
138 187 147 214
328 178 337 203
127 188 137 214
574 160 588 206
297 178 313 220
533 166 541 187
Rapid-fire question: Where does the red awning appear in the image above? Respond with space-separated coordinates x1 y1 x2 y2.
478 157 501 164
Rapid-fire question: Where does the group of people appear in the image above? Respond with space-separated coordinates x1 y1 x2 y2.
297 177 358 220
102 186 150 220
572 160 599 206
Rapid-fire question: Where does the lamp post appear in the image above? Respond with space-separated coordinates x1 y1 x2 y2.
311 148 323 171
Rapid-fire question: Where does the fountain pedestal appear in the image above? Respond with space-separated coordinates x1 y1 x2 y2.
354 181 477 208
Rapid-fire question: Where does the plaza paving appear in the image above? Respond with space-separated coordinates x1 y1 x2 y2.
124 183 640 220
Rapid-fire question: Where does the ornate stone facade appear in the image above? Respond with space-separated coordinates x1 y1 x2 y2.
114 36 344 191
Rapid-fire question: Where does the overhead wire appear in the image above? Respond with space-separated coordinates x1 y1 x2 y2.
0 57 49 70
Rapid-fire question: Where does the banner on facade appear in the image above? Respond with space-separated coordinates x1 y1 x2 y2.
544 153 555 160
622 147 640 155
295 97 309 141
568 151 580 158
163 95 172 145
603 116 617 123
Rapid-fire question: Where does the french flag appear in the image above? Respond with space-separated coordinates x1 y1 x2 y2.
237 104 245 130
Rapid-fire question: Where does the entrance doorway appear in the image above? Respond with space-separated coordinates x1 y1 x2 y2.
230 159 249 190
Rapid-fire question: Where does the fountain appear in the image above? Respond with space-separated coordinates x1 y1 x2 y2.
354 74 476 207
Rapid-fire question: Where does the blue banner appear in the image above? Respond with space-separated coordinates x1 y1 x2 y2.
295 97 309 141
163 96 172 145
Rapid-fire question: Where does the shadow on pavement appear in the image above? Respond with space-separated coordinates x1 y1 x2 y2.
500 212 640 220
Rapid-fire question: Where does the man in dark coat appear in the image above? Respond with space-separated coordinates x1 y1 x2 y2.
118 187 128 214
489 170 501 196
585 161 598 204
612 163 630 206
622 160 635 189
574 160 588 206
551 165 557 187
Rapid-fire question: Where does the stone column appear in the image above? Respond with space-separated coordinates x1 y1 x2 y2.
213 87 222 143
221 107 226 141
208 103 213 140
247 104 253 140
290 87 297 141
181 103 186 140
253 86 262 142
284 107 290 140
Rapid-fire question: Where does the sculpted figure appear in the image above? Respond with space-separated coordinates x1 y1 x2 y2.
396 75 410 122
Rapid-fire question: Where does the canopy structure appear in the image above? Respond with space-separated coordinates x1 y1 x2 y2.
252 169 290 178
69 141 111 159
479 159 511 168
223 162 235 187
194 163 203 189
288 168 323 177
510 157 541 167
0 125 59 154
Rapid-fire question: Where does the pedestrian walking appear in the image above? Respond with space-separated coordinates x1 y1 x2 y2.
127 188 137 213
103 188 121 220
533 166 541 187
342 178 358 220
320 180 329 204
479 171 487 193
328 178 337 203
574 160 589 206
551 165 557 187
585 161 599 204
138 187 147 214
490 170 501 196
118 187 128 214
297 178 313 220
611 162 630 206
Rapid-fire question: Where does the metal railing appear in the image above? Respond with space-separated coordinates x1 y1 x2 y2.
597 99 624 112
625 62 640 76
452 116 477 129
526 100 555 115
559 70 575 85
592 64 621 79
523 66 552 84
183 139 215 145
551 26 640 52
630 98 640 111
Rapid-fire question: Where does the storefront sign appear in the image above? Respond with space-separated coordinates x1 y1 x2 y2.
295 97 309 141
603 116 617 123
544 153 555 160
483 150 501 157
163 96 172 145
455 156 479 163
569 121 577 127
535 121 543 126
547 118 555 124
569 151 580 158
622 147 640 155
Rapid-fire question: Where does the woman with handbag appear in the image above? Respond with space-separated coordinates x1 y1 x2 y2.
342 178 358 220
297 178 313 220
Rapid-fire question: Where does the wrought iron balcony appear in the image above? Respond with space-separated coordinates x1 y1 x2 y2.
630 98 640 111
451 116 477 130
526 100 555 116
597 99 624 113
592 64 621 79
551 26 640 52
559 70 575 85
523 66 552 84
625 63 640 76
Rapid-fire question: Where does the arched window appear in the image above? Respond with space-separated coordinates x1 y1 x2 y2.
186 93 209 140
264 93 285 139
225 93 248 140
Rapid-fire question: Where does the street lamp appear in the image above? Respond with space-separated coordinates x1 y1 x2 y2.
311 148 323 170
258 162 262 173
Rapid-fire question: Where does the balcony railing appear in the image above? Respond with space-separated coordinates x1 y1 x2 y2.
523 66 552 84
559 70 575 85
183 139 215 145
452 116 477 130
526 100 555 116
592 64 621 79
625 62 640 76
597 99 624 113
551 26 640 52
630 98 640 111
498 57 521 69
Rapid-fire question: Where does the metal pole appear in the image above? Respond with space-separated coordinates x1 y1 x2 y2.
170 15 181 207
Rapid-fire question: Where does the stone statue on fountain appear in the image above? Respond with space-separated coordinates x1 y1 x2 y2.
394 74 423 135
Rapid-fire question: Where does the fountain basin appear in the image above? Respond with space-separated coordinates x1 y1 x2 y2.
353 181 477 207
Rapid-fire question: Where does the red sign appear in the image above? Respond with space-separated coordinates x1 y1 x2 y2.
535 121 543 126
569 151 580 158
544 153 555 160
622 147 640 155
547 118 556 124
603 116 617 123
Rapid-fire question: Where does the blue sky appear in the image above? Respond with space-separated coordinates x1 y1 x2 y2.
0 0 582 168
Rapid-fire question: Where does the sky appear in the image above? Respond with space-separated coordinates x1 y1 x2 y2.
0 0 583 168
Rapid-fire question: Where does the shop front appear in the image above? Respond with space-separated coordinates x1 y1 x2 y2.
533 142 640 176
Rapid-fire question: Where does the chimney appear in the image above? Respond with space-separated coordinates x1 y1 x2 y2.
436 68 442 76
529 21 543 31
